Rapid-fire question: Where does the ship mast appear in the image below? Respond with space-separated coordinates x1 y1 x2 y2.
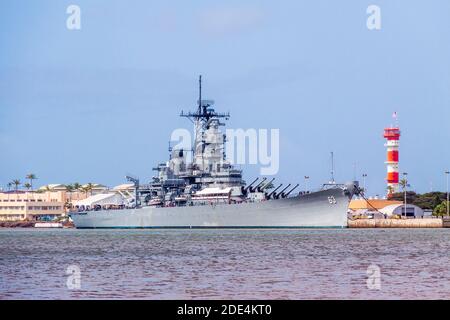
198 75 202 114
180 75 231 166
180 75 230 128
330 151 335 184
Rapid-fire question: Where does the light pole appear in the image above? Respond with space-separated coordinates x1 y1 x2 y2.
445 171 449 217
304 176 310 193
402 172 408 218
362 173 367 194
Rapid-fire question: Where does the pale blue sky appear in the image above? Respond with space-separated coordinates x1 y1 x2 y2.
1 1 449 195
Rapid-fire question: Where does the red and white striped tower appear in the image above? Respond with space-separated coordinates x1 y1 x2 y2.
383 112 401 195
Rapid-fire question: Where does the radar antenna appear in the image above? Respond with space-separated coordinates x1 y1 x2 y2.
330 151 336 184
180 75 230 125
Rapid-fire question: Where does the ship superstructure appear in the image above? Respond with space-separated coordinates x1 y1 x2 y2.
146 76 276 207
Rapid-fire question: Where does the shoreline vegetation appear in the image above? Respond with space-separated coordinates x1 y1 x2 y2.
388 191 449 216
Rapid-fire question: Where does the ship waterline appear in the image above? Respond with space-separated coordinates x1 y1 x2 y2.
70 187 352 229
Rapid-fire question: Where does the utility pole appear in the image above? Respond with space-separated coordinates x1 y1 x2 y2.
362 173 367 194
402 172 408 218
446 171 449 217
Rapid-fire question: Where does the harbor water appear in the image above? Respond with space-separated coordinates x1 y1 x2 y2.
1 228 450 299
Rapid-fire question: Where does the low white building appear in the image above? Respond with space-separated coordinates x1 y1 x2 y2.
73 193 124 210
380 204 425 218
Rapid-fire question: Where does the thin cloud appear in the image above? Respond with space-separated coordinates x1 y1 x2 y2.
197 5 265 36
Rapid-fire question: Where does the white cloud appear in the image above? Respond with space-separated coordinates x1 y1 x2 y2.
197 5 265 36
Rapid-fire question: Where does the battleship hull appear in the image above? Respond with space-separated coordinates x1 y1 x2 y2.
70 187 352 229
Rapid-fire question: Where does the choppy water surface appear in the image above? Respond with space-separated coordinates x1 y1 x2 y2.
1 228 450 299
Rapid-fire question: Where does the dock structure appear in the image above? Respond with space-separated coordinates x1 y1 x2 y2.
348 218 443 228
442 217 450 228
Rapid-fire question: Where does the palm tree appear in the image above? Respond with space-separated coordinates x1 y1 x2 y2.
24 183 32 190
386 185 394 197
399 178 409 218
399 178 408 190
25 173 37 191
12 179 21 191
80 186 90 197
65 184 75 205
86 183 94 196
7 182 13 191
73 182 82 191
434 201 450 217
65 184 75 193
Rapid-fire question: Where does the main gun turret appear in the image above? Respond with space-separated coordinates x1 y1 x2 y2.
241 177 259 195
250 177 267 193
258 178 275 192
284 184 299 198
266 184 283 200
273 184 291 199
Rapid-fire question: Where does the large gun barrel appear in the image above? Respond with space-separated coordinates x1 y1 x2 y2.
274 184 291 199
284 184 299 197
250 177 267 193
242 177 259 193
267 184 283 199
259 178 275 192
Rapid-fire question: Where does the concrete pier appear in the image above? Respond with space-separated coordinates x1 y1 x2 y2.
348 218 443 228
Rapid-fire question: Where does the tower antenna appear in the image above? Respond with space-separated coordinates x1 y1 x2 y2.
180 76 229 123
330 151 335 184
198 75 202 113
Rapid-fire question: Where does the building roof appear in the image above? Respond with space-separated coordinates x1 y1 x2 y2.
74 193 123 206
349 199 402 210
0 190 27 194
113 183 135 191
379 203 424 216
81 183 108 190
38 184 67 191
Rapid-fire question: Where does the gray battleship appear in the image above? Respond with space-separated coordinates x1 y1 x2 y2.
70 76 359 228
